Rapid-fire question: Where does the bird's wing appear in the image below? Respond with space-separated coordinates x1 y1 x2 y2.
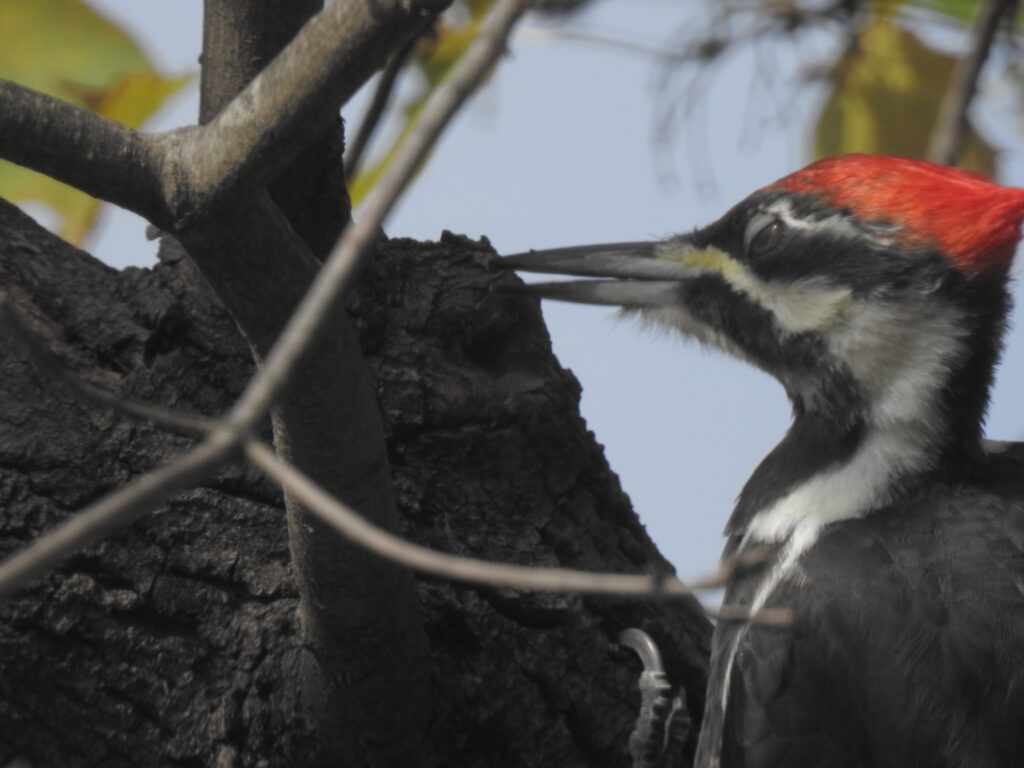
696 569 867 768
699 454 1024 768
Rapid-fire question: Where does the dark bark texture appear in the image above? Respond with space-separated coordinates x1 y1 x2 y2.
0 199 711 767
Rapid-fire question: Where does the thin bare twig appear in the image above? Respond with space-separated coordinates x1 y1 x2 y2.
2 280 777 618
709 604 793 627
0 0 784 627
246 439 693 596
686 545 774 591
247 439 793 628
514 26 685 61
0 0 790 633
344 23 426 179
928 0 1017 166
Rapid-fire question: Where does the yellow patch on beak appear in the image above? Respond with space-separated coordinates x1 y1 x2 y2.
658 244 745 282
656 244 853 334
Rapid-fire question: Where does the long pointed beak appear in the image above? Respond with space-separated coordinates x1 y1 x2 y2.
494 241 702 308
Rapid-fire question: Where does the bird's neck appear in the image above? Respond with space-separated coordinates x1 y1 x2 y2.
725 328 999 559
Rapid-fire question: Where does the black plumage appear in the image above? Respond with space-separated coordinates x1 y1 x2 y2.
709 444 1024 768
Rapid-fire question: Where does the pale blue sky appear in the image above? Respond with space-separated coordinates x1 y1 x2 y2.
70 1 1024 585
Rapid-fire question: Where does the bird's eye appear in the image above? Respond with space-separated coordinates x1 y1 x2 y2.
748 219 783 255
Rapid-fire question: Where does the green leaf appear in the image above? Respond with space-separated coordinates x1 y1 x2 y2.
0 0 189 244
814 14 994 175
905 0 979 23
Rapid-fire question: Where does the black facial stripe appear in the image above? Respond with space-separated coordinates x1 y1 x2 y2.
678 276 851 386
751 235 951 296
684 190 957 297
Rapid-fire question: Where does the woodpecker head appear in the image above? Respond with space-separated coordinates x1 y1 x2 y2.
500 155 1024 547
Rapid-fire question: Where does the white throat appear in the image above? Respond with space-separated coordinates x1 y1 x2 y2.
740 423 933 552
742 292 968 555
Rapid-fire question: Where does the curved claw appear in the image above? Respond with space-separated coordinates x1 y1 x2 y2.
619 628 690 768
619 627 666 674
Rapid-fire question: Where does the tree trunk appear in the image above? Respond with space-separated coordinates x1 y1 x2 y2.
0 200 711 766
191 3 434 763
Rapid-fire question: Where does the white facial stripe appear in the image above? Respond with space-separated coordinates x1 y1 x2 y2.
828 298 965 427
655 225 968 553
656 243 853 336
729 272 852 334
764 198 862 240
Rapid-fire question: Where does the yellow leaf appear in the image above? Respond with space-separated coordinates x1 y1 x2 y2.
94 71 190 128
349 100 430 204
0 0 190 244
813 14 994 175
349 0 500 205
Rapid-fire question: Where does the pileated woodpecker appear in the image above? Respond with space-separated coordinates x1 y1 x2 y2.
499 155 1024 767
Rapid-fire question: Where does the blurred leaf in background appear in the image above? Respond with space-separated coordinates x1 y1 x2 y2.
814 2 995 174
348 0 500 206
911 0 985 23
0 0 188 244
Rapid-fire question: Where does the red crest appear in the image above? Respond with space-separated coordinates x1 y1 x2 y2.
768 155 1024 274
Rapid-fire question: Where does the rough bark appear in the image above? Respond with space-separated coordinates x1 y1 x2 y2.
0 200 711 766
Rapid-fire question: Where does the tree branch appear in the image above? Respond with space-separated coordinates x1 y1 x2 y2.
168 0 454 219
248 440 792 626
0 79 164 221
246 440 692 597
198 0 352 261
0 0 455 233
344 26 424 179
928 0 1017 166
